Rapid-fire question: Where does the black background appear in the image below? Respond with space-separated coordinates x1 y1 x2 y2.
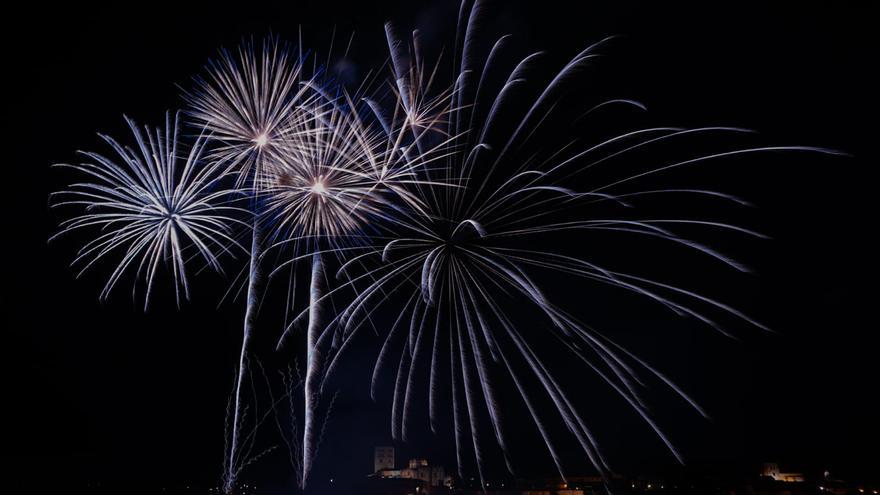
6 1 876 493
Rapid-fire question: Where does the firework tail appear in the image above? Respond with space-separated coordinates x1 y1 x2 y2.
302 251 327 487
226 219 264 494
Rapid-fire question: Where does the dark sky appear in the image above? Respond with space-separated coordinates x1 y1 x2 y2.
6 0 876 493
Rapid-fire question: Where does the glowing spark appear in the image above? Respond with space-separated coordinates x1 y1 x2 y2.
310 177 326 195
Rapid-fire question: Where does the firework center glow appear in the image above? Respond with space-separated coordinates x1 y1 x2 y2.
310 177 327 195
254 132 269 148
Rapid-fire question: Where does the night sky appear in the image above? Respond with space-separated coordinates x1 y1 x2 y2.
6 1 876 492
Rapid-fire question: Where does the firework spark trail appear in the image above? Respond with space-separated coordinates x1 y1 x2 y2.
280 364 305 486
222 357 303 491
321 0 842 486
224 215 264 494
257 360 305 487
303 251 327 482
50 112 243 309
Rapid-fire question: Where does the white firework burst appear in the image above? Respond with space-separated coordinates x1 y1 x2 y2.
260 101 388 244
184 37 316 186
51 112 244 309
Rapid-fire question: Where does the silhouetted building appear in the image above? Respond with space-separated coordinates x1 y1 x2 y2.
375 457 449 487
369 447 452 494
375 446 395 473
761 463 806 482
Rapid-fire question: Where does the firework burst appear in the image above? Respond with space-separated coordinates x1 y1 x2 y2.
184 37 318 187
261 101 389 243
51 112 243 310
299 0 842 486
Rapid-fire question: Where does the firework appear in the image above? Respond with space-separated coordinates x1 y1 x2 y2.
185 37 320 492
49 4 844 491
51 112 243 310
186 34 452 488
304 0 842 485
262 84 454 487
185 37 317 185
260 94 387 487
260 100 389 243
